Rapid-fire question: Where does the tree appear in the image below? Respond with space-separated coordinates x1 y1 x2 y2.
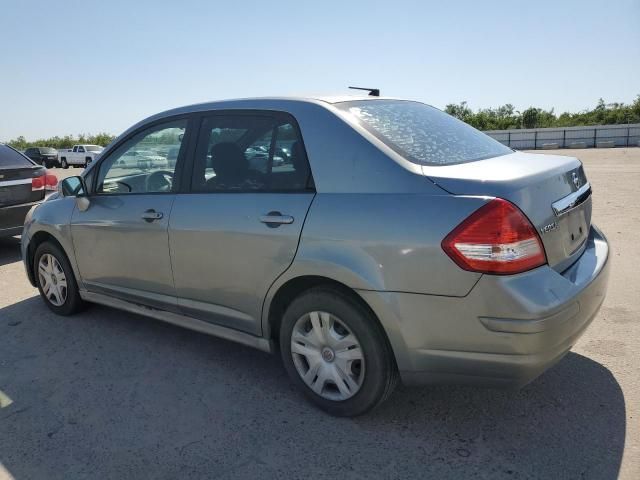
522 107 539 129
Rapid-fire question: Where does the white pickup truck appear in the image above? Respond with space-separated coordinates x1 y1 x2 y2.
57 144 104 169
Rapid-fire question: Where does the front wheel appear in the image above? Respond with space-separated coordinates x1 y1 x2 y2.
34 241 85 315
280 287 398 416
61 158 68 169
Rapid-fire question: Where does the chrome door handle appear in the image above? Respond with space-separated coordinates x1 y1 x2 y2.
260 211 294 227
141 209 163 222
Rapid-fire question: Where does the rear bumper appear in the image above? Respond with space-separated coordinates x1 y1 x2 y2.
358 225 610 387
0 201 41 237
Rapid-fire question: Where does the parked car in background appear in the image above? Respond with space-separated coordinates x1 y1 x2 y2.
21 96 609 416
1 144 57 237
58 144 103 169
24 147 59 168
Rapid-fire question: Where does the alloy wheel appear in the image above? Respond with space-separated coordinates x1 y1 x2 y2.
290 311 365 401
38 253 68 307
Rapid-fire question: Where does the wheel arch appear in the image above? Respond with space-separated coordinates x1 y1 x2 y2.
26 231 66 285
263 274 403 370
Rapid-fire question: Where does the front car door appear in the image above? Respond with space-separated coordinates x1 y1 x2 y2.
169 111 315 335
70 118 190 310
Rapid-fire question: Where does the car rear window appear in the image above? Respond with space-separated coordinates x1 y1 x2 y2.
0 145 36 168
40 147 56 154
336 100 512 165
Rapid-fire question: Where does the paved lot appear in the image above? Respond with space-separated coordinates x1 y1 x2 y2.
1 149 639 479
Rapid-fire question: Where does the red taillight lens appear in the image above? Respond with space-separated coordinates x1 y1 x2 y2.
45 173 58 191
32 175 45 191
442 198 546 275
32 172 58 192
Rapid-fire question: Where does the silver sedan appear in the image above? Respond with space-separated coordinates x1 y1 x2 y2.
21 96 610 416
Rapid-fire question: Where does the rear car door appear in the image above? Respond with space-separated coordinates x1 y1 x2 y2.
169 111 315 335
70 118 190 310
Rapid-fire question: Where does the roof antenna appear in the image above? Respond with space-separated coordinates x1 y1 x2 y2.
349 86 380 97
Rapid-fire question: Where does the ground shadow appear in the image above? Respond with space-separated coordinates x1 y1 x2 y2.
0 236 21 267
0 297 626 479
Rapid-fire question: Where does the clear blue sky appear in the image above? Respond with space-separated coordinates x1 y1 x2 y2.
1 0 638 139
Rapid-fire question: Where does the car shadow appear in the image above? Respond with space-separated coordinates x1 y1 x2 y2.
0 236 21 267
0 297 625 479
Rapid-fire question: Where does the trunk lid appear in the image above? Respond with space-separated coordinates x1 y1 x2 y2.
422 151 591 272
0 166 46 208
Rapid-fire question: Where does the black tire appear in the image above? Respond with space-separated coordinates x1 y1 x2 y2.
44 159 52 169
279 287 398 417
61 158 68 169
33 241 85 316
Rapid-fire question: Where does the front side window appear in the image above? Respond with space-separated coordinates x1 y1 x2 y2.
336 100 512 165
96 119 187 194
191 113 311 192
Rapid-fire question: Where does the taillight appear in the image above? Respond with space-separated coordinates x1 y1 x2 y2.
45 173 58 191
32 172 58 192
32 175 45 191
442 198 546 275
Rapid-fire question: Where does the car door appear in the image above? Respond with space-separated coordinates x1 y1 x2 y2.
169 111 315 335
70 118 190 311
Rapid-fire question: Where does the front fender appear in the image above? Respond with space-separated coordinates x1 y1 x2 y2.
22 196 83 290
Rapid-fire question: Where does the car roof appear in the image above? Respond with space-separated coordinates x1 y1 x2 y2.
154 94 401 117
126 95 404 135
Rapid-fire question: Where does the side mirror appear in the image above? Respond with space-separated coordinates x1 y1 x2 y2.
59 176 91 211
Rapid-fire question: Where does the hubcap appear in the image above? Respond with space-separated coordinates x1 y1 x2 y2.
37 254 67 307
291 311 365 401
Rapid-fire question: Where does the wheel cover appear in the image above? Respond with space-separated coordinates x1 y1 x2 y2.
38 253 68 307
291 311 365 401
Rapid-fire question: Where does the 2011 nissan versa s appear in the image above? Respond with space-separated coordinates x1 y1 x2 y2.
22 96 610 416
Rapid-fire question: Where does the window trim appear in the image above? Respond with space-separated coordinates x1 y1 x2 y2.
89 114 195 197
186 109 315 195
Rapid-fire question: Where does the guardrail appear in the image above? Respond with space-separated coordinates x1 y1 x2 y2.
484 123 640 149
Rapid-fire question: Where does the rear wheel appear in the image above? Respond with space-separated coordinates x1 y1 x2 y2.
34 241 85 315
61 158 68 169
280 287 397 416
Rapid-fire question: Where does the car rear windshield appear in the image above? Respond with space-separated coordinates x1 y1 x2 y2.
336 100 512 165
0 145 36 168
40 147 56 154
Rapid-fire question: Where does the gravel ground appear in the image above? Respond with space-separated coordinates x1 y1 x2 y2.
1 148 638 479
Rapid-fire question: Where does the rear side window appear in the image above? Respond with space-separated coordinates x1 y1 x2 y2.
337 100 512 165
191 113 312 192
0 145 35 168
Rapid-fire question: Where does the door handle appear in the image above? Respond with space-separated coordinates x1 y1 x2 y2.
260 211 294 227
141 209 164 222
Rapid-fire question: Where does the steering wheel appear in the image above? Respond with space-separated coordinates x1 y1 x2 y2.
145 170 173 192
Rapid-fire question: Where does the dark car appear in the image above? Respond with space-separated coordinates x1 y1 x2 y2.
24 146 59 168
1 144 57 237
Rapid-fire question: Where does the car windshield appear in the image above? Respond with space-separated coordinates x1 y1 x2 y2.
85 145 103 152
40 147 56 154
336 100 512 166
